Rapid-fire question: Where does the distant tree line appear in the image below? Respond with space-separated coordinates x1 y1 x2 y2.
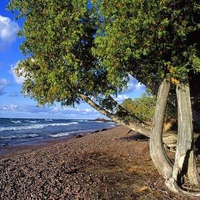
121 90 175 122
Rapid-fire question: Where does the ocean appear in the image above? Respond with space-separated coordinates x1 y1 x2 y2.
0 118 116 148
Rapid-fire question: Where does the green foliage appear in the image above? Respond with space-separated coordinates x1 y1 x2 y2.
121 93 156 121
92 0 200 84
121 91 175 122
7 0 200 108
8 0 120 106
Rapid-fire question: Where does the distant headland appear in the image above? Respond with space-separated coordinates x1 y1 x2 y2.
91 117 112 122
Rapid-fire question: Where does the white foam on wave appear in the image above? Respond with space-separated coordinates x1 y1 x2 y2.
11 120 22 124
50 122 79 126
0 133 39 139
45 119 53 121
49 129 95 138
49 132 70 138
0 122 79 132
0 124 46 132
25 120 38 123
78 119 89 123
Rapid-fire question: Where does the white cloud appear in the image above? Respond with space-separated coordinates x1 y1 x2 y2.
0 15 19 45
112 75 146 102
113 94 129 102
11 62 25 84
2 104 18 111
134 82 144 91
54 106 94 115
123 76 145 93
0 103 103 119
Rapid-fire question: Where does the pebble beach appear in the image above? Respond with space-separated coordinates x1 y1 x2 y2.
0 126 195 199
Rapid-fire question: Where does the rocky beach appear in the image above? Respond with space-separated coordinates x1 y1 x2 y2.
0 126 198 199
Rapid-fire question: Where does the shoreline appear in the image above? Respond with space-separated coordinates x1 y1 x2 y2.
0 126 190 199
0 118 116 151
0 126 116 159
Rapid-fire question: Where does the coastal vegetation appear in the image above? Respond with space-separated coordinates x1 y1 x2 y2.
8 0 200 196
121 90 176 122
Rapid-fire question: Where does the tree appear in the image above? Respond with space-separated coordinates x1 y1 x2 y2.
122 92 177 131
8 0 150 135
92 0 200 195
8 0 200 196
122 93 156 122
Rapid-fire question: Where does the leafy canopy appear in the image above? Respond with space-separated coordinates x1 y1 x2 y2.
7 0 200 108
92 0 200 87
8 0 123 107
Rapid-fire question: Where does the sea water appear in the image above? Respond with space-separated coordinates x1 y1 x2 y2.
0 118 116 148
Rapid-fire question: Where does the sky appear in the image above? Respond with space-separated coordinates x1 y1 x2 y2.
0 0 145 119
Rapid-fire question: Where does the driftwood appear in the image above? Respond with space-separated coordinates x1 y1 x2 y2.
163 131 200 152
163 116 177 133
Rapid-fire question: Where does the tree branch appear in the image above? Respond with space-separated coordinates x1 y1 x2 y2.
107 95 147 125
78 93 151 137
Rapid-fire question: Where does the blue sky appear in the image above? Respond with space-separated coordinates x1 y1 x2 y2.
0 0 145 119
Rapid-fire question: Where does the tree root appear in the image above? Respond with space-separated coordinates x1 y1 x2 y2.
165 177 200 196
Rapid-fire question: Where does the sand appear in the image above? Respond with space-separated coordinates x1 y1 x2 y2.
0 126 195 199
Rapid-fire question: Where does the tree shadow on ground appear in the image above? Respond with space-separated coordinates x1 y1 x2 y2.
120 133 149 141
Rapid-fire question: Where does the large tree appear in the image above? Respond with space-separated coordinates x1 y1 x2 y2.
8 0 200 196
92 0 200 195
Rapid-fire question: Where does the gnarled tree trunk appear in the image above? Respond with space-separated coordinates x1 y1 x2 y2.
172 81 199 185
150 78 173 179
150 78 200 196
166 81 200 196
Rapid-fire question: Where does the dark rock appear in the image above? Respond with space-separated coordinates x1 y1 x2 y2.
92 118 112 122
76 135 83 138
91 130 100 134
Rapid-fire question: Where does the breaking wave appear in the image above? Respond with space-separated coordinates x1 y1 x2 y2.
0 122 79 132
0 133 39 140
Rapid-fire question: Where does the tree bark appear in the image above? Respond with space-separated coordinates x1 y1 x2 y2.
165 81 200 196
150 78 173 179
188 150 200 185
163 116 177 132
172 82 199 185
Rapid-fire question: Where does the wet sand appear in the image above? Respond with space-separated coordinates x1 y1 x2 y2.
0 126 193 199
